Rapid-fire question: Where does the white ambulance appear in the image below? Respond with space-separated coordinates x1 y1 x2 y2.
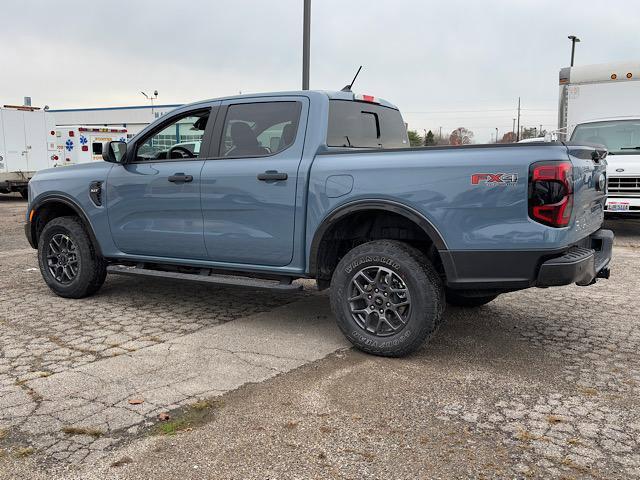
0 105 57 198
54 126 127 167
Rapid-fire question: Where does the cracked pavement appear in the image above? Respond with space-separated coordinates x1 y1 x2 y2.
0 196 332 466
1 194 640 479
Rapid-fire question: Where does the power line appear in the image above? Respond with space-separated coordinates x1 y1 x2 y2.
404 108 556 114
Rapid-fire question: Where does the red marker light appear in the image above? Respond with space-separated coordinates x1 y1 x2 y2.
69 131 74 137
82 145 89 151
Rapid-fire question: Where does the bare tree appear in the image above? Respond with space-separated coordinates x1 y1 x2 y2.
449 127 474 145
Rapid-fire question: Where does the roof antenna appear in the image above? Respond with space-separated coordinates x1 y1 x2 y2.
341 66 363 92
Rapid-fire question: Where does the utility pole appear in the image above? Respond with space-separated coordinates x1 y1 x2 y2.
512 118 516 140
516 97 521 142
439 126 442 143
302 0 311 90
568 35 580 67
496 128 499 144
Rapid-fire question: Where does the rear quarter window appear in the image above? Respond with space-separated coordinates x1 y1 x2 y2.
327 100 409 149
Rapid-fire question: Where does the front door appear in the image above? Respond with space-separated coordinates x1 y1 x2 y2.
106 107 214 260
201 98 307 266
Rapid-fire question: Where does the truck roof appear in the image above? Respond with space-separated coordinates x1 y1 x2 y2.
184 90 399 111
574 116 640 125
560 61 640 85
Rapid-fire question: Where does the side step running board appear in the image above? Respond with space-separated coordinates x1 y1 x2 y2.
106 265 303 291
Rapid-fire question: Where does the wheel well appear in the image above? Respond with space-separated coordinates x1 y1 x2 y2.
313 209 445 289
31 200 100 254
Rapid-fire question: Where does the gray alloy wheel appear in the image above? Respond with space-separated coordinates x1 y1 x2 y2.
330 240 444 357
347 265 411 337
46 233 79 284
37 216 107 299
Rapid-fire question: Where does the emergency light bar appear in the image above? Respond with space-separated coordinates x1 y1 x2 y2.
78 127 127 133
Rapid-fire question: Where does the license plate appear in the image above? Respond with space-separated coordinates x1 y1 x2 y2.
608 202 630 212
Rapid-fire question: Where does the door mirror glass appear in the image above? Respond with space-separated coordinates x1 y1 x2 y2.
103 141 127 163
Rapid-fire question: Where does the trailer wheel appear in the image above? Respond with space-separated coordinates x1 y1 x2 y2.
330 240 444 357
19 188 28 200
37 216 107 298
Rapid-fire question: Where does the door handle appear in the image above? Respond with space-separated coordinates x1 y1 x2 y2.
257 171 288 181
168 173 193 183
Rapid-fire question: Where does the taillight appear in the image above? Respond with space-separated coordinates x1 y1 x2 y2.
528 161 573 227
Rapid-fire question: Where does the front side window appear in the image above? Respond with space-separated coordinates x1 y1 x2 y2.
571 120 640 155
135 110 210 162
220 102 301 157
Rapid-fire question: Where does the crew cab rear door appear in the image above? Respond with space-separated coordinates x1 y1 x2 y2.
200 97 308 266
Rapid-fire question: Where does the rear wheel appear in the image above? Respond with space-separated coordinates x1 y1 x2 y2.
37 216 106 298
330 240 444 357
446 289 497 307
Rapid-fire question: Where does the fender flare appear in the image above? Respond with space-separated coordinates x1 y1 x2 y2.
29 194 103 256
308 199 447 275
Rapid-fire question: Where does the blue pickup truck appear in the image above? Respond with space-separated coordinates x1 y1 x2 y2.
25 90 613 356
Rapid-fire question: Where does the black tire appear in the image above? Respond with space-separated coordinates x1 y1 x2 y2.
19 188 28 200
37 216 107 298
446 289 497 308
330 240 444 357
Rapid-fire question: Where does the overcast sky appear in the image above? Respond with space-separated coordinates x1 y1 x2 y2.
1 0 637 142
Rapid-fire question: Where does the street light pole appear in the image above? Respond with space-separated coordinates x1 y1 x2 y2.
140 90 158 117
302 0 311 90
516 97 521 142
568 35 580 67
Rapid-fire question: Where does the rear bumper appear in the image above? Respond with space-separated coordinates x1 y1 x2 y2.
442 229 614 291
536 229 613 287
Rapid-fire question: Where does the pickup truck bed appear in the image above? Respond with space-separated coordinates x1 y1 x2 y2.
24 90 613 357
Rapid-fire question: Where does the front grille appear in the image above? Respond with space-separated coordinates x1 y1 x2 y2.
607 176 640 196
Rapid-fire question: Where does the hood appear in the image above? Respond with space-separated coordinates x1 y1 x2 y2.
32 161 113 181
606 153 640 176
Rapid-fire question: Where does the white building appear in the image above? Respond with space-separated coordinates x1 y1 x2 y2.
50 104 183 138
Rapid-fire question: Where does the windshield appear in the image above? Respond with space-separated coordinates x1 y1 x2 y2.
571 120 640 155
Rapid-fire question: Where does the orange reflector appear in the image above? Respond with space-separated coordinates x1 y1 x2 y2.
29 209 35 222
611 73 618 80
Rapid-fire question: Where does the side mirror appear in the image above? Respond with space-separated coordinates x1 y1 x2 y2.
103 141 127 164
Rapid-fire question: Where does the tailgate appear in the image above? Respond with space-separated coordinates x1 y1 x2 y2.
565 144 607 242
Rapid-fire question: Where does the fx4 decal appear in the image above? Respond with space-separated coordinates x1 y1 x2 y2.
471 173 518 186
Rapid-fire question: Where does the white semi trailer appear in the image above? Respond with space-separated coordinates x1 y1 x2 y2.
0 105 57 198
559 61 640 215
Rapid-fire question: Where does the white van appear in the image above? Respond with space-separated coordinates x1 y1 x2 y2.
558 61 640 215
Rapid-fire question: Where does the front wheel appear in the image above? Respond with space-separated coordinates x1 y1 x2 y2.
330 240 444 357
37 216 107 298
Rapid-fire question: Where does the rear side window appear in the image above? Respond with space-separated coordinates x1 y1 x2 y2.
220 102 301 158
327 100 409 149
